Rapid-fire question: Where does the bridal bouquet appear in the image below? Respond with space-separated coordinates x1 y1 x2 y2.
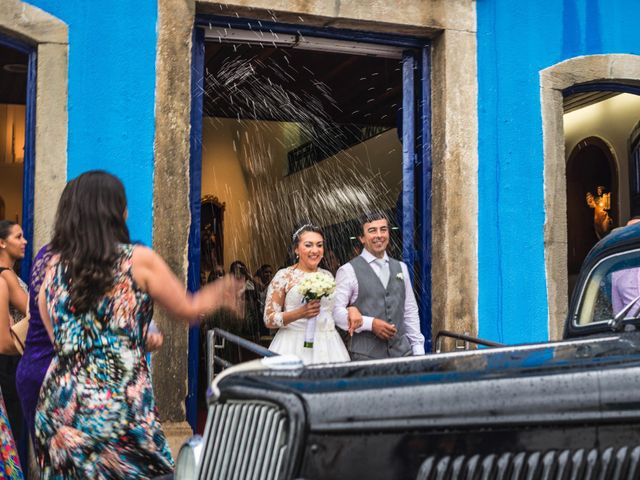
298 273 336 348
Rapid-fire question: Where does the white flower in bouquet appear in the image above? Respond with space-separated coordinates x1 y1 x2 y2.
298 272 336 348
298 272 336 301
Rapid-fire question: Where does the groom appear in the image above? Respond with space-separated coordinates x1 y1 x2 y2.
333 211 425 360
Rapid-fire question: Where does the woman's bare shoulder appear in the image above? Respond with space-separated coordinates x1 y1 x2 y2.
0 268 17 280
131 244 157 265
0 268 22 290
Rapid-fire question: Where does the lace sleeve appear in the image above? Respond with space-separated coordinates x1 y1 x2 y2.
263 268 289 328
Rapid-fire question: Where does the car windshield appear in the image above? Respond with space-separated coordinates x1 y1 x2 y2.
576 248 640 326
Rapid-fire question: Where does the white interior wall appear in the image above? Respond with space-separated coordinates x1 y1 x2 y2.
0 163 23 221
201 119 252 271
0 104 25 222
201 117 402 271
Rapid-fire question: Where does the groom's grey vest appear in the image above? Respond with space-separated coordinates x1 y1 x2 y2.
348 255 413 359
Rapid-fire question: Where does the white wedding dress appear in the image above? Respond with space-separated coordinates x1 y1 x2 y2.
264 266 351 364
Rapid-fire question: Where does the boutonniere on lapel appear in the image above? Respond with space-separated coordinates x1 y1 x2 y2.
396 272 404 281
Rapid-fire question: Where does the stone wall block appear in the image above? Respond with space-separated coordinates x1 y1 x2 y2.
0 0 67 45
198 0 474 33
430 27 478 349
33 42 68 250
152 0 196 424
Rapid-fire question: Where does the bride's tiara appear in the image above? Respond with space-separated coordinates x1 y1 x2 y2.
292 224 315 242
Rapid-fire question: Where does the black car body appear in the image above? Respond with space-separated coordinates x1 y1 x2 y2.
178 223 640 479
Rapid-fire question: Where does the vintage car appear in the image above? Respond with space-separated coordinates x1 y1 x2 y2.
175 222 640 479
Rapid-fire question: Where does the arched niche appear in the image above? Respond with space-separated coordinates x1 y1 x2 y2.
566 136 618 298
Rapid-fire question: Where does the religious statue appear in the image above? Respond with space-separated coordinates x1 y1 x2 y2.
586 186 613 239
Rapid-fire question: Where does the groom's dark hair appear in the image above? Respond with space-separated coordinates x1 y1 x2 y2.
359 211 389 234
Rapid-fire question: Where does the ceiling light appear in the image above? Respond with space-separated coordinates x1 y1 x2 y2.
295 36 402 59
3 64 27 74
203 27 404 59
204 27 296 47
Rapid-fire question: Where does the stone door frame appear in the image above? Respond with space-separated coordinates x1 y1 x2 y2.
541 54 640 339
0 1 68 251
152 0 478 442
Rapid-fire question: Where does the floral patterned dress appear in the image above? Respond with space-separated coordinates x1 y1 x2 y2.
0 403 21 479
35 245 174 479
0 393 21 480
0 268 25 479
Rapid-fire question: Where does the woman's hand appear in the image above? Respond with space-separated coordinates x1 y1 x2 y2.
145 320 164 352
298 299 321 320
208 275 245 311
347 306 363 336
132 247 245 323
145 332 164 352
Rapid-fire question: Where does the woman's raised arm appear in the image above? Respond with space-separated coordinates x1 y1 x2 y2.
131 246 241 323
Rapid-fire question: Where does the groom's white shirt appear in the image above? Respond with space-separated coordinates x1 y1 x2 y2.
333 249 426 355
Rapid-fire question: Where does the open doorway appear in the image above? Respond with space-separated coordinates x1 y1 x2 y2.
199 41 404 272
564 87 640 299
0 36 34 468
189 20 430 431
0 43 27 226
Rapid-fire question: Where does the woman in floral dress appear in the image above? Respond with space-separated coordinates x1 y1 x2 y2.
35 171 241 479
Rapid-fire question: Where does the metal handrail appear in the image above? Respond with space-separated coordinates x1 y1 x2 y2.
213 328 277 357
206 328 278 385
434 330 505 353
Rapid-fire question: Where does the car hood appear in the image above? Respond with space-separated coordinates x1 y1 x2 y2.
213 333 640 430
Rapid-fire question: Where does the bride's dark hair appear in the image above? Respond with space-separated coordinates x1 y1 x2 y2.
50 170 131 314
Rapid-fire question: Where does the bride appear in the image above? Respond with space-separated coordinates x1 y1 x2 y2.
264 224 351 364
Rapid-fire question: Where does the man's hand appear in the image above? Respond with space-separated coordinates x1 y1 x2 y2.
372 318 397 340
347 306 363 336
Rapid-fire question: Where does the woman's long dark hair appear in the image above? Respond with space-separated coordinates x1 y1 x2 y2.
50 171 131 314
0 220 17 241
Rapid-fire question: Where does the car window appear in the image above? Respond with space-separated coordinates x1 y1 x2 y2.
576 249 640 326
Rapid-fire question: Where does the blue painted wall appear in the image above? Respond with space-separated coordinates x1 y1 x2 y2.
477 0 640 344
26 1 158 246
21 0 640 345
